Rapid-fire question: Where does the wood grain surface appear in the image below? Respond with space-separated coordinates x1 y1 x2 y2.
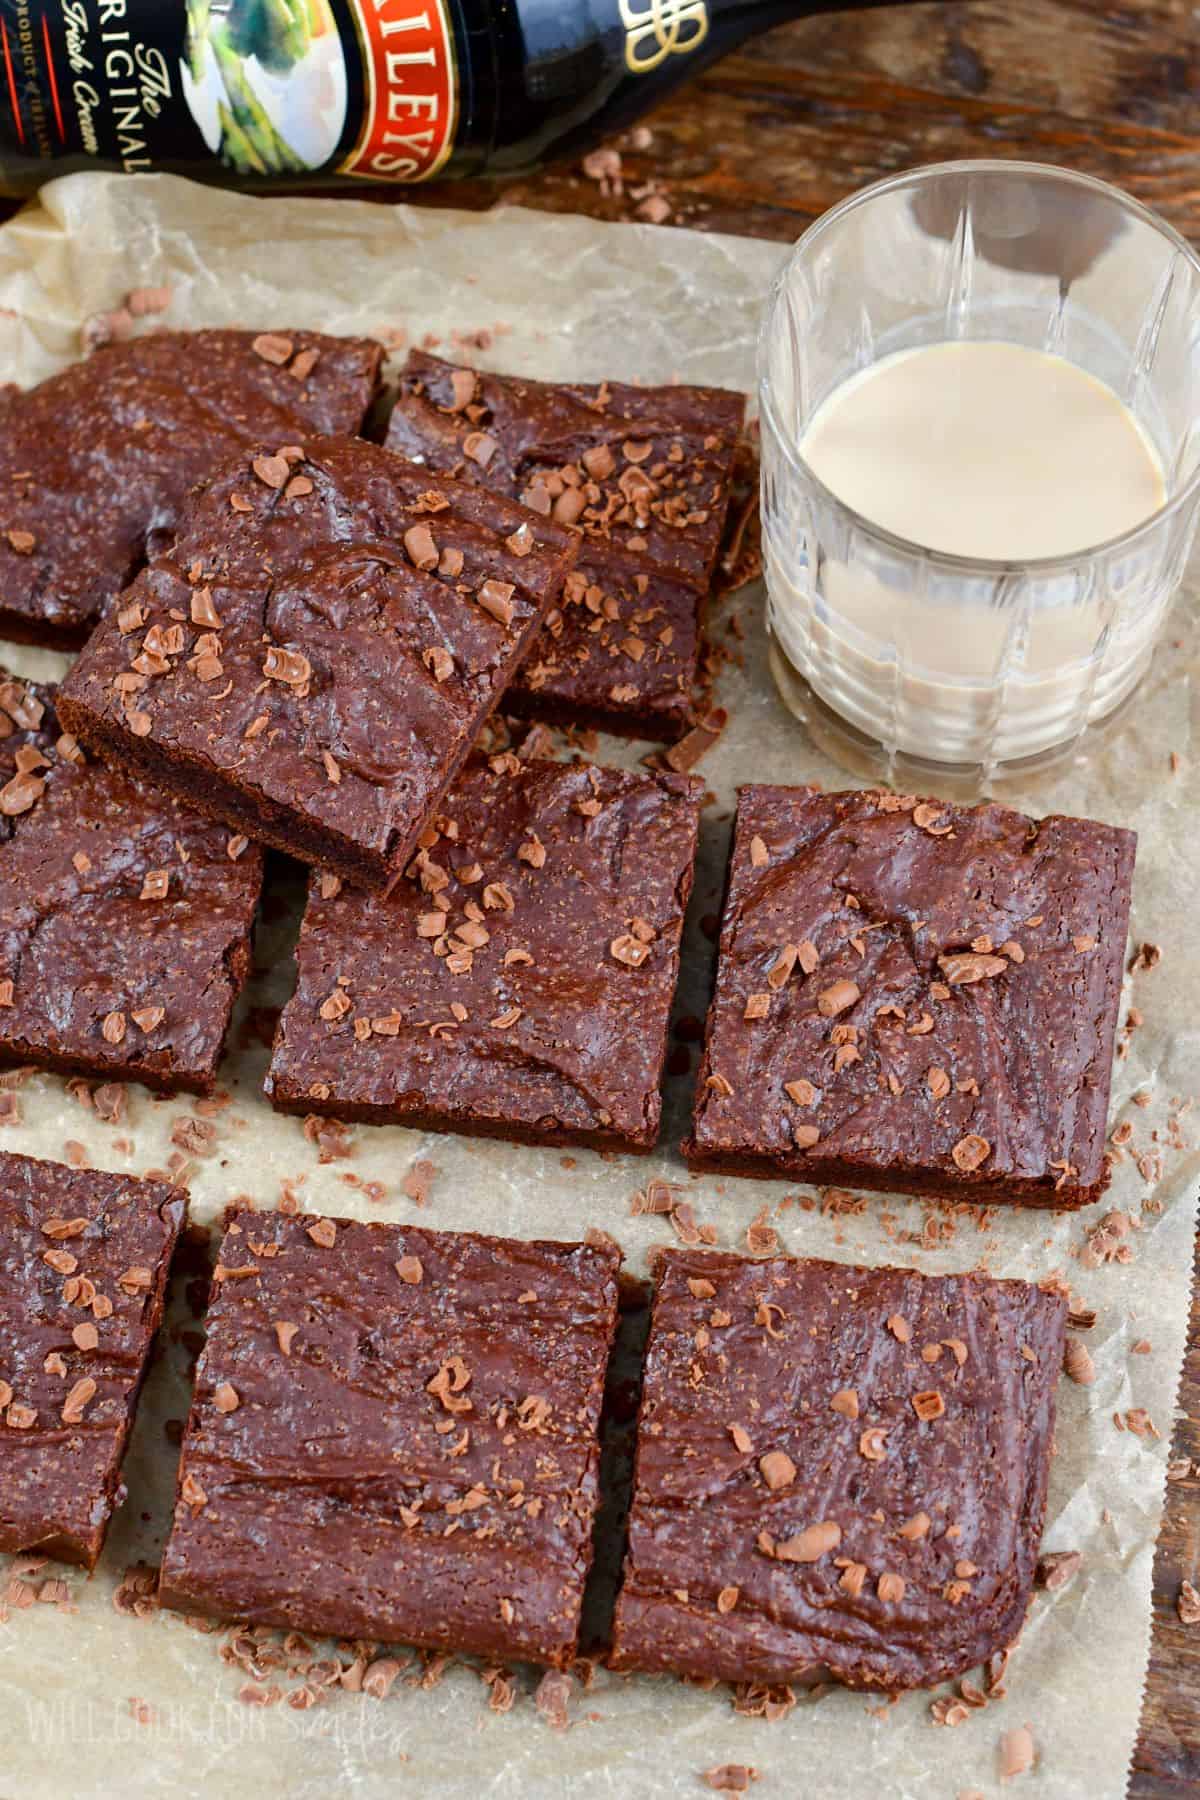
418 0 1200 245
416 4 1200 1794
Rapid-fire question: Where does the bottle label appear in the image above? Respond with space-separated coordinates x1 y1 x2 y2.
0 0 721 188
337 1 457 182
0 1 457 183
618 0 709 75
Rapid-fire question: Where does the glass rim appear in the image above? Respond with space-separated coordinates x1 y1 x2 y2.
757 157 1200 577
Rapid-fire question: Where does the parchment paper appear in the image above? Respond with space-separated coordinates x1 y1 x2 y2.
0 173 1195 1800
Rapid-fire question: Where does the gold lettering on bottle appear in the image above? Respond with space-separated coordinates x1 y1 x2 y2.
618 0 709 74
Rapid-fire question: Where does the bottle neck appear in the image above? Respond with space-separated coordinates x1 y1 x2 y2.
469 0 919 176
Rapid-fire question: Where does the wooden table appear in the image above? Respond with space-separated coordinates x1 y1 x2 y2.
416 3 1200 1791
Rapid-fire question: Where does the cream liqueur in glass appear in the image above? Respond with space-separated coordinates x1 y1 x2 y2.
799 342 1165 562
759 162 1200 784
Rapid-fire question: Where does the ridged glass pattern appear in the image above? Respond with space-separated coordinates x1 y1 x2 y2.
759 161 1200 787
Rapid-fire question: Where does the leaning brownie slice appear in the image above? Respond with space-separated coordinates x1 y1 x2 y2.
0 670 262 1094
0 1152 184 1568
386 350 744 738
0 329 382 649
158 1211 621 1669
684 785 1136 1207
58 437 577 895
264 755 702 1151
609 1249 1067 1691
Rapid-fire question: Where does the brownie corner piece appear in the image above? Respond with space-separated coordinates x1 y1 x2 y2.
0 668 263 1094
685 784 1136 1206
58 437 578 894
158 1212 621 1668
609 1249 1067 1691
264 755 703 1151
0 1151 183 1569
0 327 383 649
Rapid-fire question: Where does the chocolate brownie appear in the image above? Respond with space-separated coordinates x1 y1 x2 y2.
609 1249 1067 1691
58 438 578 895
684 785 1136 1206
0 1152 184 1568
158 1211 621 1668
385 351 744 738
0 669 263 1094
264 754 702 1150
510 560 707 741
0 329 382 649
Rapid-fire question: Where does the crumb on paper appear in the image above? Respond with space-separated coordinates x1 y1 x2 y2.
533 1668 575 1730
702 1767 760 1793
998 1723 1036 1780
400 1157 438 1207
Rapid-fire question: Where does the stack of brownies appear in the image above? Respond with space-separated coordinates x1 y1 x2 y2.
0 326 1135 1698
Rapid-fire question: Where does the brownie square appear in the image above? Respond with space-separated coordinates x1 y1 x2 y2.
0 1152 183 1568
158 1211 621 1668
684 785 1136 1207
385 351 745 738
264 754 702 1151
0 329 382 649
511 558 705 741
58 437 578 895
0 670 263 1094
610 1249 1067 1691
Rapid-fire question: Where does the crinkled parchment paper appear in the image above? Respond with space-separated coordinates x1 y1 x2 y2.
0 173 1195 1800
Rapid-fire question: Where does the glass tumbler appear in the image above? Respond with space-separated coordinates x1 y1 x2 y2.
758 160 1200 789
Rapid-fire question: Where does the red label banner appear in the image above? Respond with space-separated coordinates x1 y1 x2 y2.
340 0 457 182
